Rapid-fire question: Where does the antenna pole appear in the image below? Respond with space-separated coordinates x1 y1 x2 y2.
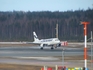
56 24 58 38
91 31 93 69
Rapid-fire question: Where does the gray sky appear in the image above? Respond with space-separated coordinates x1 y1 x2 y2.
0 0 93 12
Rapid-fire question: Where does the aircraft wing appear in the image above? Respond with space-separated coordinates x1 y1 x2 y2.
26 42 41 45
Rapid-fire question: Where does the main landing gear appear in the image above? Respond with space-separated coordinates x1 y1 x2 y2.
51 47 54 49
40 45 54 50
51 45 54 49
40 47 43 50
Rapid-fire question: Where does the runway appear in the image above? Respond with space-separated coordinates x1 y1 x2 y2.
0 46 91 57
0 46 92 68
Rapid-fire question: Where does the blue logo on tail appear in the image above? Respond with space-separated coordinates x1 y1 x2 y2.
34 35 38 39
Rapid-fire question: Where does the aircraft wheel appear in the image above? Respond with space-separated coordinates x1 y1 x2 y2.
40 47 43 50
51 47 54 49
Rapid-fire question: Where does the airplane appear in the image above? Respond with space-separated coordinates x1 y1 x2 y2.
29 31 61 49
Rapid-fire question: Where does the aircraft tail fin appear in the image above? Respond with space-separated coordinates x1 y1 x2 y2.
33 32 39 42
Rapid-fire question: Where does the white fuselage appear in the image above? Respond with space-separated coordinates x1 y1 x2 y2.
37 38 60 45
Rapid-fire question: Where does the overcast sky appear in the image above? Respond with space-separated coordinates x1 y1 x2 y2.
0 0 93 12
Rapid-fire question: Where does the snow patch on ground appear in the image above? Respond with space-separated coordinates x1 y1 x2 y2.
12 57 59 60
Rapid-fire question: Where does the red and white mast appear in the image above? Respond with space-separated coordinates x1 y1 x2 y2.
81 22 89 69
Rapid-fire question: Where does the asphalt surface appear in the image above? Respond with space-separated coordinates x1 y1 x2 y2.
0 46 92 68
0 46 91 57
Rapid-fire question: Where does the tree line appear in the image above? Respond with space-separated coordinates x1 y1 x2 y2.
0 9 93 42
